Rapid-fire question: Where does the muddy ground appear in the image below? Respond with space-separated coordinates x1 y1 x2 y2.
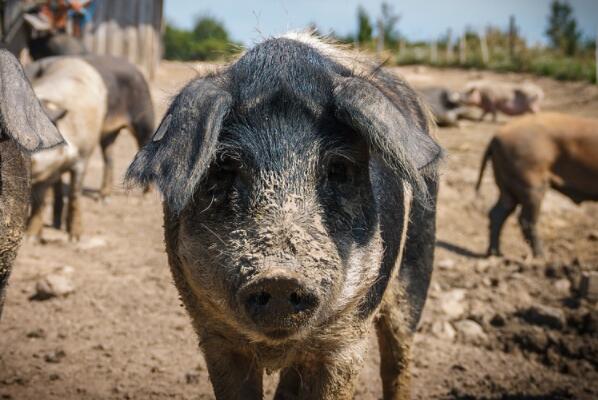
1 61 597 399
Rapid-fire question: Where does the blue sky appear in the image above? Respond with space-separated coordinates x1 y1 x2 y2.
164 0 598 46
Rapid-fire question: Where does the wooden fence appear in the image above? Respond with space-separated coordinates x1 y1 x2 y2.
83 0 163 79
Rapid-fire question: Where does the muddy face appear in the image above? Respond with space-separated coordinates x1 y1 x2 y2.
174 98 380 341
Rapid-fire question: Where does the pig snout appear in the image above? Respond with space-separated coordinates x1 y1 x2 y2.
238 270 320 337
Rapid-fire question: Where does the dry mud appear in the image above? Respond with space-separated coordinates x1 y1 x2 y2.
1 62 597 399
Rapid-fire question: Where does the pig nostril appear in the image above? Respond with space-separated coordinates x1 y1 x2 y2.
257 292 271 306
289 292 301 307
249 291 271 307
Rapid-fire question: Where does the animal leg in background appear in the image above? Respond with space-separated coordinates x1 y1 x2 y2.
66 160 87 241
517 187 546 257
52 178 64 229
27 183 51 240
99 130 120 199
488 192 517 256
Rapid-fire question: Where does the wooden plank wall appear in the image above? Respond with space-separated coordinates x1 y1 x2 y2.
83 0 163 79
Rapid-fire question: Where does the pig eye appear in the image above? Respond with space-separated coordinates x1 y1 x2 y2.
205 156 241 197
327 159 352 185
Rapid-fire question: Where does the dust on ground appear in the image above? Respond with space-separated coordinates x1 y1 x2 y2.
1 62 597 399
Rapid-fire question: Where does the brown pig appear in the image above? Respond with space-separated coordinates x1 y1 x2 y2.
476 112 598 257
459 80 544 122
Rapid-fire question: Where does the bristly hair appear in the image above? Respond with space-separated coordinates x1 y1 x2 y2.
125 30 443 213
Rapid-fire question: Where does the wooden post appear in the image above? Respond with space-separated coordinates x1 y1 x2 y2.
399 39 406 62
459 32 466 65
480 31 489 65
445 28 453 63
508 15 516 61
83 0 162 79
430 40 437 64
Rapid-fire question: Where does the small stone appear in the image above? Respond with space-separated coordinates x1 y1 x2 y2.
554 278 571 295
454 319 487 341
185 372 200 384
430 321 456 341
49 373 60 381
437 258 456 270
579 272 598 301
26 328 46 339
587 231 598 241
519 304 566 330
474 258 498 273
76 236 107 251
32 274 75 300
44 350 66 364
439 289 467 320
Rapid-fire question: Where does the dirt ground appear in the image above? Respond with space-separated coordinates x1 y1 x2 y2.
1 61 597 400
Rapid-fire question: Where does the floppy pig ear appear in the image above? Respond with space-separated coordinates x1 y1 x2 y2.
0 49 64 152
333 76 442 186
126 78 232 213
41 100 68 123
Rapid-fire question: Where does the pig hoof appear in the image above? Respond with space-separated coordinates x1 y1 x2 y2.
25 235 43 244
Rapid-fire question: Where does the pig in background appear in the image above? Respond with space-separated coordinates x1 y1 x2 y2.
458 80 544 122
27 57 108 242
26 55 155 200
476 112 598 258
127 33 442 400
417 86 476 127
0 49 64 319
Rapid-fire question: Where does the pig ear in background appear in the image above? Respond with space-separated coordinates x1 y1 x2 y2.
125 78 232 213
0 49 64 152
333 76 442 191
41 100 68 123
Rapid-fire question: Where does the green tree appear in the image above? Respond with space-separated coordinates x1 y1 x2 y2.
379 2 400 49
192 16 230 41
357 6 372 44
163 16 240 61
545 0 582 56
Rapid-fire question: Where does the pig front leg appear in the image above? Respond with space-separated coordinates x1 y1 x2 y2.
52 178 64 229
202 343 263 400
99 131 119 200
66 161 87 241
27 182 51 241
375 308 413 400
274 342 366 400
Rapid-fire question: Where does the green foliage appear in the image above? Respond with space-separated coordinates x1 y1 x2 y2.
163 16 240 61
357 6 373 44
379 2 401 49
545 0 581 56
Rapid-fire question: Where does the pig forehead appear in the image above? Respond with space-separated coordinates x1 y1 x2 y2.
221 109 363 168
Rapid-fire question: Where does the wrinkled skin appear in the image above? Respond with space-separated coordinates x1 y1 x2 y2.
0 49 63 319
476 112 598 257
127 34 441 400
27 57 107 241
459 80 544 122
